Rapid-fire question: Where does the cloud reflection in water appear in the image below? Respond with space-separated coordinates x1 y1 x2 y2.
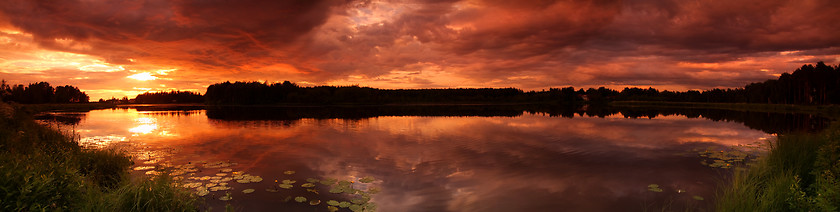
66 109 770 211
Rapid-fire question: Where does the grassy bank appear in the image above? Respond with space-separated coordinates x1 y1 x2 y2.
611 101 840 117
715 124 840 211
0 102 198 211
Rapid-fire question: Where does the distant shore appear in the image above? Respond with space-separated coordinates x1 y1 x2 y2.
611 101 840 117
19 101 840 119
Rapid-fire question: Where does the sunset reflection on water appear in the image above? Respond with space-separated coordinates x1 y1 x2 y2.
61 108 771 211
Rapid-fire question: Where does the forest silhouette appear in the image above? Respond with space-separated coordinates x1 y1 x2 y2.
0 81 88 104
134 91 203 104
203 62 840 105
2 62 838 105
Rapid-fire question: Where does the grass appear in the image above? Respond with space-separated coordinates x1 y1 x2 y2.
79 174 199 212
715 124 840 211
0 102 199 211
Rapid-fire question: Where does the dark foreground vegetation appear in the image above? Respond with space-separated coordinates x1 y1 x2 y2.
204 62 840 105
0 102 197 211
716 123 840 211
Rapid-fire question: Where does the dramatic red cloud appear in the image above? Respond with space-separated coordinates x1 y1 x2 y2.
1 0 839 99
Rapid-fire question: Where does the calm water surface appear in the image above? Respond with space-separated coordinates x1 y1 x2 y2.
52 108 774 211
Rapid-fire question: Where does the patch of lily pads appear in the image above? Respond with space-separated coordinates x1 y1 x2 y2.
131 159 381 211
262 174 380 212
696 141 768 169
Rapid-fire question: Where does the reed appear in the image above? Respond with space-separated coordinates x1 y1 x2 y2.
715 125 840 211
0 102 199 211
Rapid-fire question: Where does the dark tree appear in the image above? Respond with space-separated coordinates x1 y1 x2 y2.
54 85 89 103
0 80 89 104
135 90 203 104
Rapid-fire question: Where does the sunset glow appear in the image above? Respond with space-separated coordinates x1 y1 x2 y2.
127 73 157 81
0 0 839 100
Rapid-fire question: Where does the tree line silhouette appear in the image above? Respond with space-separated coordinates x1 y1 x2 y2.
204 81 581 105
0 81 89 103
582 62 840 104
3 62 836 105
204 62 839 105
134 90 203 104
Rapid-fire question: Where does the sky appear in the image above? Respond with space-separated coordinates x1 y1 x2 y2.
1 0 839 100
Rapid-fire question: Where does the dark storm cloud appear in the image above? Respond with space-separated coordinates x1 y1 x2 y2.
1 0 839 94
0 0 348 67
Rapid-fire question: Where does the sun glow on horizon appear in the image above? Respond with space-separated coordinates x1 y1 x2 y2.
127 72 157 81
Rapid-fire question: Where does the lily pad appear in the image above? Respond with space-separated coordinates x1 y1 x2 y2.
242 189 255 194
278 184 293 189
349 204 363 212
210 186 232 191
182 182 203 188
327 206 339 212
306 178 319 183
351 197 370 204
133 166 155 171
301 183 315 188
342 187 358 194
359 176 375 183
294 196 307 203
196 188 209 196
329 187 343 194
327 200 340 206
220 168 233 172
363 203 377 211
338 201 351 208
646 184 664 192
309 199 321 206
219 193 232 201
693 196 705 201
284 170 296 175
320 178 337 185
282 180 296 184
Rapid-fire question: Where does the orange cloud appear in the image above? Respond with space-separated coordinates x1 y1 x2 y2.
0 0 839 99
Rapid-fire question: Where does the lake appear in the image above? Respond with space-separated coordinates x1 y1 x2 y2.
40 105 825 211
